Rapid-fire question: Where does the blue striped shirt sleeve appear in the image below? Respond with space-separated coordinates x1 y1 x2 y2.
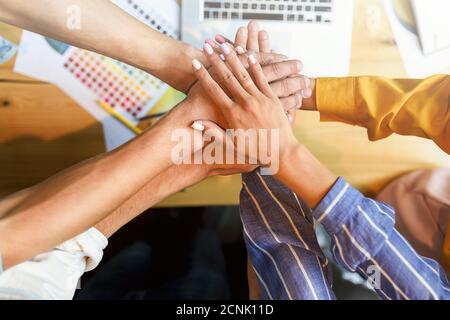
313 177 450 300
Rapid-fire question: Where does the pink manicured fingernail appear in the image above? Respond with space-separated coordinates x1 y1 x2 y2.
221 43 231 55
203 43 214 55
192 121 205 132
205 39 216 48
248 54 257 65
215 35 226 44
192 59 202 70
235 46 245 54
302 88 312 98
219 54 225 61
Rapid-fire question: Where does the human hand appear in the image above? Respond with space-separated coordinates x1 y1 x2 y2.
178 50 305 130
214 21 312 113
181 21 308 126
191 44 300 175
165 23 308 176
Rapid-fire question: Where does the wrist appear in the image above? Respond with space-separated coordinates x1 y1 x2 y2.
276 141 304 180
142 39 205 93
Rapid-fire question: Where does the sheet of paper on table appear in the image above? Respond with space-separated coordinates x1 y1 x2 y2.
0 36 17 64
14 0 180 151
383 0 450 78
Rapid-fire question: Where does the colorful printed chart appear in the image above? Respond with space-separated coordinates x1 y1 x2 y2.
63 48 167 125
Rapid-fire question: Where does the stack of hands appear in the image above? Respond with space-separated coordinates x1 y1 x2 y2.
162 22 313 176
153 22 334 208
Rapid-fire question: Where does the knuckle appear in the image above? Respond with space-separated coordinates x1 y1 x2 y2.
223 71 234 83
290 61 300 74
281 98 291 110
244 97 258 110
257 53 267 65
281 79 292 94
240 71 250 82
240 73 253 89
228 105 239 117
271 62 283 77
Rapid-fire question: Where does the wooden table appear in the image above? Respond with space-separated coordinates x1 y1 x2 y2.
0 0 449 206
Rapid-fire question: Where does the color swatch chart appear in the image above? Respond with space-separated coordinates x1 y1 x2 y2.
63 47 168 124
113 0 180 39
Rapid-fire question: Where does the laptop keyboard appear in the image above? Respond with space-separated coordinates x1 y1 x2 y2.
203 0 334 24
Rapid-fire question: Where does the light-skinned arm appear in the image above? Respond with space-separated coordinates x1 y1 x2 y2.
0 0 203 92
0 97 198 269
0 2 298 94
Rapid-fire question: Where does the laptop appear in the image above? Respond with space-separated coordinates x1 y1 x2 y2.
182 0 354 77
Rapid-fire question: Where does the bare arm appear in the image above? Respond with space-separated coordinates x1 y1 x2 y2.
0 98 196 269
0 0 203 92
95 163 210 239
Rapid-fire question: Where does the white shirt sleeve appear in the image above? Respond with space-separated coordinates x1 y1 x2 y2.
0 228 108 300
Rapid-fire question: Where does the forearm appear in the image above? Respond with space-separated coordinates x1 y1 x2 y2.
95 164 209 238
0 187 35 219
0 0 203 92
0 113 177 269
277 144 337 209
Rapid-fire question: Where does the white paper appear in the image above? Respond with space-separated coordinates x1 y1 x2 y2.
410 0 450 55
14 0 180 151
383 0 450 78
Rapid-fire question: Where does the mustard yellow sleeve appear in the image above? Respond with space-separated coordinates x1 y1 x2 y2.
316 75 450 154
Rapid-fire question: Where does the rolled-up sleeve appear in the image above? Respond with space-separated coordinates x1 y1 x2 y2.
0 228 107 300
316 75 450 154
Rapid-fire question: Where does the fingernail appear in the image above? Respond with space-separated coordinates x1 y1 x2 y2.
260 30 269 40
203 43 214 55
205 39 216 48
301 88 312 98
192 121 205 132
219 54 225 61
192 59 202 70
304 77 311 88
239 27 248 36
249 21 259 31
235 46 245 54
215 35 226 44
297 61 303 72
221 43 231 55
248 54 257 65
